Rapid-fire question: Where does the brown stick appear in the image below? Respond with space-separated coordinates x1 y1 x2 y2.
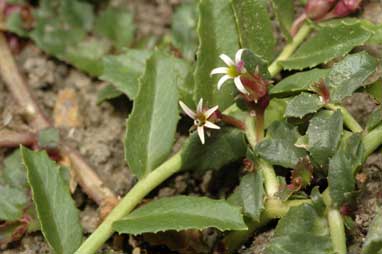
0 33 118 209
0 129 36 147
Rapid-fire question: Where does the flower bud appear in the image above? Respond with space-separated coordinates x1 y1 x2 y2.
305 0 337 19
332 0 362 17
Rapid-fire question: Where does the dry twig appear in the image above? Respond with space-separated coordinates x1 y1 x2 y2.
0 33 118 212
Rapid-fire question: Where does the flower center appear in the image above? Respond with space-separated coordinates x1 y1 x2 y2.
227 65 239 77
194 113 207 127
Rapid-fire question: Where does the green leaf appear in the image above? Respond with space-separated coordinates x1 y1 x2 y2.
271 0 294 41
239 172 265 221
231 0 276 62
6 12 28 37
328 134 364 207
241 49 271 78
194 0 239 110
95 7 135 49
181 128 246 172
21 147 83 254
2 149 27 189
326 51 377 102
307 110 343 166
265 204 333 254
270 69 330 95
265 98 288 128
125 51 180 179
362 207 382 254
365 80 382 104
285 93 323 119
96 85 124 105
280 23 371 70
100 50 151 100
366 106 382 131
113 196 247 234
256 121 307 168
171 2 199 61
38 128 60 149
0 185 28 221
64 38 110 76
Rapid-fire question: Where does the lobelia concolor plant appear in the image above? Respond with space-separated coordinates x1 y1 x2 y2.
1 0 382 254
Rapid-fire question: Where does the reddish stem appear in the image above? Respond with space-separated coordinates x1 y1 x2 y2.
220 114 246 130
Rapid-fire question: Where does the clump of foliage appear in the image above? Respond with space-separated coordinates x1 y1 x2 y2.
1 0 382 254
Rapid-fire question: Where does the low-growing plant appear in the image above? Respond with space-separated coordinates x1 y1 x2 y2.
1 0 382 254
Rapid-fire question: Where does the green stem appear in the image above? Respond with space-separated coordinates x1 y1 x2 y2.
75 153 182 254
328 209 347 254
268 23 312 77
325 104 363 133
257 159 279 197
363 124 382 159
245 116 279 197
77 18 314 254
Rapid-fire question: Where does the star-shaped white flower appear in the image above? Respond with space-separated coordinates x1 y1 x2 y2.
210 49 249 94
179 99 220 144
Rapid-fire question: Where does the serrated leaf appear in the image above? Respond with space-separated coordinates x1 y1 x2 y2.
96 85 123 105
362 207 382 254
271 0 294 41
0 185 28 221
2 149 27 189
125 51 180 179
326 51 377 102
194 0 239 110
280 23 371 70
366 106 382 131
171 2 199 61
113 196 247 235
231 0 276 62
285 93 323 118
21 147 82 254
328 134 364 207
181 128 246 172
307 110 343 166
241 49 271 78
256 121 307 168
239 172 264 221
94 7 135 49
270 69 330 95
265 204 333 254
100 50 151 100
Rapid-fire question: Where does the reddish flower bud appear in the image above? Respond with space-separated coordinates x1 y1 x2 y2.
305 0 337 19
313 79 330 104
332 0 362 17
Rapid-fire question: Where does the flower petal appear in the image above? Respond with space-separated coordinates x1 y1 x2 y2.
234 76 249 94
197 98 203 112
205 105 219 118
197 126 205 144
210 67 229 76
217 75 232 90
205 121 221 130
219 54 235 66
235 49 245 63
179 100 195 119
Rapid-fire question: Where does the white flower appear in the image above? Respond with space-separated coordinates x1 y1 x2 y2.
210 49 249 94
179 98 220 144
